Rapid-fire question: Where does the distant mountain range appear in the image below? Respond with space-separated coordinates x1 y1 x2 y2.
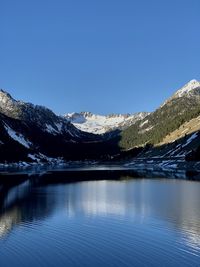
64 112 149 134
1 79 200 164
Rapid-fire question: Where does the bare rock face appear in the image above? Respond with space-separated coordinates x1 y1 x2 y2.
0 89 60 125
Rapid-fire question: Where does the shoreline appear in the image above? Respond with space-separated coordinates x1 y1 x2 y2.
0 159 200 186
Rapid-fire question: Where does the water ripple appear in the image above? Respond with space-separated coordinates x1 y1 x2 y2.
1 178 200 266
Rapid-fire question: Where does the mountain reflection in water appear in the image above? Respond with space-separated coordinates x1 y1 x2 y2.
0 175 200 267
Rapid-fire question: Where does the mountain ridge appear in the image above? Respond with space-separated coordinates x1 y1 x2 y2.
1 79 200 163
119 79 200 149
64 111 149 134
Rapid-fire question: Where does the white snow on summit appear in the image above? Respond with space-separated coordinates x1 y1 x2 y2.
160 79 200 108
65 112 149 134
175 79 200 98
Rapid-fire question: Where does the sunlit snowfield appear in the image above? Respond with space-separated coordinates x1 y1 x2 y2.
1 176 200 267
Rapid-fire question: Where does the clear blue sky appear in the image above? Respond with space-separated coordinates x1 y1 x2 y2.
1 0 200 115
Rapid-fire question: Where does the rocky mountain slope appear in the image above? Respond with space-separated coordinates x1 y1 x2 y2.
65 112 149 134
1 79 200 164
120 79 200 150
0 90 120 163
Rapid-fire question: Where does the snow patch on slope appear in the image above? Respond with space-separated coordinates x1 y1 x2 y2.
182 132 198 148
45 124 59 135
45 123 64 135
140 119 148 127
4 124 32 148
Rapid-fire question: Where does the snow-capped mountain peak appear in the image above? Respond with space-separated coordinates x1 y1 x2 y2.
174 79 200 98
0 89 16 105
160 79 200 108
0 89 59 124
64 112 149 134
0 89 96 142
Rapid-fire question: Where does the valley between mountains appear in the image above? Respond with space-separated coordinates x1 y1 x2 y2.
1 79 200 173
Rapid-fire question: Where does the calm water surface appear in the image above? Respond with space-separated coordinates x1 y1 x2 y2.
0 175 200 267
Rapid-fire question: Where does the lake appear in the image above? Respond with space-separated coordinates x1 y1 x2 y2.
0 173 200 267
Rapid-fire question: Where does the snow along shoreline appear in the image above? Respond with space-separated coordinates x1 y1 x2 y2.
0 158 200 179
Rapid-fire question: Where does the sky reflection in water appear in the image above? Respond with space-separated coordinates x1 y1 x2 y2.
0 177 200 267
